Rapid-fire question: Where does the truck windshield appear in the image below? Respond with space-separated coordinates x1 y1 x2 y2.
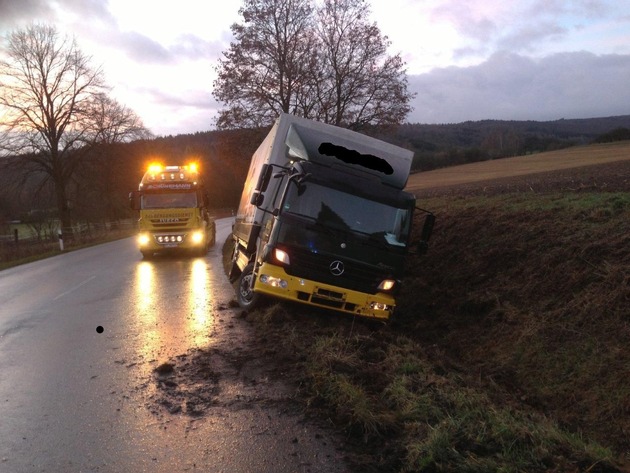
142 192 197 209
282 181 412 246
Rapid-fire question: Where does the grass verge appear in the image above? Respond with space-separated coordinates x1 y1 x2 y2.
222 188 629 473
0 228 135 271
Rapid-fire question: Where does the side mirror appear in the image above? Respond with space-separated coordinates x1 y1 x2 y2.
250 191 264 207
255 164 273 192
129 191 142 210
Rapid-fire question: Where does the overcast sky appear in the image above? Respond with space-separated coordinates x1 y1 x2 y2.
1 0 629 136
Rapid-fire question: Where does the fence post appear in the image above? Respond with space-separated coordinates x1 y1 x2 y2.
58 229 64 251
14 228 18 245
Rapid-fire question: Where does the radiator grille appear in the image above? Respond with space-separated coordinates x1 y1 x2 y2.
282 246 386 294
150 218 190 229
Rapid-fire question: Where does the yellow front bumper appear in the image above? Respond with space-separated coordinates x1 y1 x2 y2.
136 230 206 251
253 263 395 320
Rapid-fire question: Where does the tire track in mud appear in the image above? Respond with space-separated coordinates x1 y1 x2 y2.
142 301 304 424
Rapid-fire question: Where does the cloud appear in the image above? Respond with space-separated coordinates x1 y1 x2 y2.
407 51 630 123
170 34 226 61
0 0 174 65
142 87 218 110
0 0 114 29
498 21 568 51
0 0 53 27
115 30 174 64
526 0 613 19
423 0 627 62
55 0 114 22
110 86 221 135
81 29 222 66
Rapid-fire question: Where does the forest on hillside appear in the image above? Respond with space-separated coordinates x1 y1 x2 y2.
1 115 629 233
397 115 630 170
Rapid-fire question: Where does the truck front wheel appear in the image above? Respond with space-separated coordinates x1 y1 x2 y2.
237 263 260 310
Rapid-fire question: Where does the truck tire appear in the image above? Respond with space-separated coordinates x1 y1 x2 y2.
237 263 260 310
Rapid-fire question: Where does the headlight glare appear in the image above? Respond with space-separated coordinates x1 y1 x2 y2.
274 248 290 265
378 279 396 291
370 302 392 311
191 231 204 244
138 234 150 246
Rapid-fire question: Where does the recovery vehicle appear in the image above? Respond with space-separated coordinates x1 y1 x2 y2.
129 163 216 258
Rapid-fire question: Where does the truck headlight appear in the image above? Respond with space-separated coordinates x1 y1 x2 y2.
191 230 204 244
274 248 290 265
138 233 150 246
260 274 288 288
377 279 396 292
370 302 392 311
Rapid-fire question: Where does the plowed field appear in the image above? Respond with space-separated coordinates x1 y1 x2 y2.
407 140 630 196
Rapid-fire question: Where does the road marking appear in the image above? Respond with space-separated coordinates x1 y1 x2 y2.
53 276 97 301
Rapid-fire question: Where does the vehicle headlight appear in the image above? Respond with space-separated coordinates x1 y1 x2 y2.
377 279 397 292
260 274 288 288
370 302 392 311
137 234 150 246
274 248 290 265
191 231 204 244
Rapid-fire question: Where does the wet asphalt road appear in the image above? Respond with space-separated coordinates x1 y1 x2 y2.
0 218 348 473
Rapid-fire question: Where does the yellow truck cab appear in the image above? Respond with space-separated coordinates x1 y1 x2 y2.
129 163 216 258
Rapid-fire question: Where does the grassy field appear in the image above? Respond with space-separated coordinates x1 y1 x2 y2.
406 140 630 191
229 141 630 472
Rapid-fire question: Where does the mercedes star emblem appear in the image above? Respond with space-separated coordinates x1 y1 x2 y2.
329 260 345 276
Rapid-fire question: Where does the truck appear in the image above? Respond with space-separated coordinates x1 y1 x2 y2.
129 163 216 258
229 113 434 320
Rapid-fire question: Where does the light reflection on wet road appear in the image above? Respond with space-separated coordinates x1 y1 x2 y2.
0 218 349 472
131 255 217 384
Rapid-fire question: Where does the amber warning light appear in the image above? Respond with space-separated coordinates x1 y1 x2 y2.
148 163 163 174
141 163 200 187
146 163 198 173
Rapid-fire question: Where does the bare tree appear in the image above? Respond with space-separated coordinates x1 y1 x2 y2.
77 94 152 223
86 93 152 145
0 24 148 231
315 0 412 129
213 0 317 129
212 0 413 130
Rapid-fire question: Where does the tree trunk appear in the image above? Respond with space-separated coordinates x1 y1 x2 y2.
54 178 72 236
